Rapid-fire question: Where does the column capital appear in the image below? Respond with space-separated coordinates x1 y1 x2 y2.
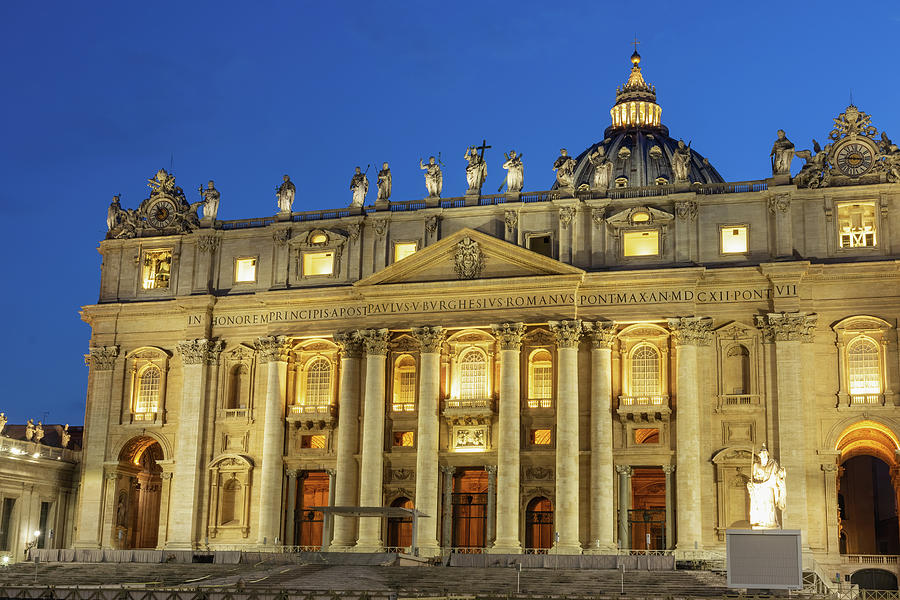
662 464 676 475
549 320 583 348
821 463 838 473
755 312 818 343
359 328 389 356
255 335 292 363
326 468 337 477
491 322 525 351
615 464 633 477
334 330 364 358
286 469 299 479
177 338 224 365
667 316 713 346
86 345 119 371
583 321 617 349
411 326 446 353
485 465 498 476
440 465 456 476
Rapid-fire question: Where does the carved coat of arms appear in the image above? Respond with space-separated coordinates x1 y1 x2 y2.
453 236 484 280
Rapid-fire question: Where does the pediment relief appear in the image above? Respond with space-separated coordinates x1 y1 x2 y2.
618 323 669 340
126 346 171 360
711 446 753 464
294 338 338 352
209 453 254 470
606 206 674 231
833 315 892 333
290 228 348 249
356 227 583 286
524 328 554 347
715 321 758 340
391 334 419 354
225 344 256 361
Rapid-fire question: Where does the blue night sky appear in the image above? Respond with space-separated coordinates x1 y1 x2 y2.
1 1 898 426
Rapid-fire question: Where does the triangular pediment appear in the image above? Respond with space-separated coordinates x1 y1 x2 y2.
356 227 583 286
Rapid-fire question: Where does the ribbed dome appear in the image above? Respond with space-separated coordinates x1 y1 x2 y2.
554 50 725 190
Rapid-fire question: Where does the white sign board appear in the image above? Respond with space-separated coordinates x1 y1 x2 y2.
726 529 802 590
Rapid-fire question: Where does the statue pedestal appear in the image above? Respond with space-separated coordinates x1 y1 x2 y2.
464 192 480 206
504 192 522 202
277 211 292 222
374 200 390 211
767 174 792 186
425 196 441 208
199 217 215 229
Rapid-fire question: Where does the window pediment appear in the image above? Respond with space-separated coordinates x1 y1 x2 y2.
606 206 674 230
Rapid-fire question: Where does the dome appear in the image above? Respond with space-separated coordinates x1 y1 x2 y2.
555 50 725 190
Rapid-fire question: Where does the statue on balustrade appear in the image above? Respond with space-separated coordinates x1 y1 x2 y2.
376 162 392 201
463 146 487 195
198 180 220 220
553 149 576 190
276 174 295 213
34 421 44 444
501 150 524 193
770 130 795 175
25 419 34 441
0 412 6 436
349 166 369 208
747 444 786 529
420 156 443 198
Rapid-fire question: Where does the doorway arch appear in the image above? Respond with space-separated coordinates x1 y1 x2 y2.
116 436 164 549
386 497 413 549
525 496 553 551
850 569 898 591
835 420 900 556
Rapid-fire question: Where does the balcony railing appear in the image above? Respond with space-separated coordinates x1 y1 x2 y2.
287 403 337 427
843 554 899 565
717 394 761 410
0 437 79 463
223 408 249 419
444 398 493 410
850 393 883 405
526 398 553 409
617 395 671 422
619 395 668 407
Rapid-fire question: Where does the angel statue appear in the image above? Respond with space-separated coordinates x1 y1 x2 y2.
747 444 786 529
794 139 830 188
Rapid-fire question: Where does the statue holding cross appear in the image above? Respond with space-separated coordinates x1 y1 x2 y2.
464 139 490 195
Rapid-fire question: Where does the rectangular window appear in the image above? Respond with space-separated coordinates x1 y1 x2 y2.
527 234 553 258
530 429 552 445
720 225 748 254
234 257 257 283
393 242 418 262
38 501 51 549
303 251 335 276
300 434 327 449
623 230 659 256
393 431 415 447
837 201 877 248
141 249 172 290
0 498 15 551
634 428 660 444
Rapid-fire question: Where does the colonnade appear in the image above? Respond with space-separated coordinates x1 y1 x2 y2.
75 312 820 553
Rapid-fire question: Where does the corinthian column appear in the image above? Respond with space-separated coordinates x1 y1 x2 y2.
490 322 525 553
584 321 616 552
549 319 583 553
75 346 119 549
355 328 389 551
667 316 712 551
168 338 223 549
756 312 817 539
411 326 445 556
331 330 363 549
255 335 292 545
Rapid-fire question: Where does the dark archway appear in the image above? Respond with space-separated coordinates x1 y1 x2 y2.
525 496 553 551
851 569 898 590
386 497 413 549
840 456 899 555
117 437 163 549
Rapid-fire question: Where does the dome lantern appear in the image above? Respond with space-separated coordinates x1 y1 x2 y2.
610 50 662 130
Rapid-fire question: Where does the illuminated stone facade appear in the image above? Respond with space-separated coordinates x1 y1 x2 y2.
76 55 900 580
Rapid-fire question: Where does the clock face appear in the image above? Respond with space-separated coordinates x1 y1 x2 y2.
835 142 874 177
147 199 176 229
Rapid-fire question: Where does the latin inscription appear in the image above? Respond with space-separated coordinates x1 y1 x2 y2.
190 285 797 327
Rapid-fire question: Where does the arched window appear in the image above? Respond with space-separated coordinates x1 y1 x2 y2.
393 355 417 412
304 357 332 406
227 365 247 409
220 477 241 525
135 366 160 415
528 349 553 408
630 344 660 397
848 337 881 395
724 345 751 395
459 349 488 400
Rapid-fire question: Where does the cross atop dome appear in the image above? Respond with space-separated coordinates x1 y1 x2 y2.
610 46 662 130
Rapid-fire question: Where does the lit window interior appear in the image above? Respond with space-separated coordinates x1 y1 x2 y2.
135 365 160 416
303 357 332 406
623 230 659 256
393 355 416 411
531 429 552 445
634 428 660 444
141 250 172 290
615 177 628 188
234 257 257 282
304 251 334 276
721 226 748 254
848 338 881 395
301 434 326 449
527 349 552 408
837 202 876 248
394 242 418 262
310 232 328 244
631 210 650 223
393 431 415 447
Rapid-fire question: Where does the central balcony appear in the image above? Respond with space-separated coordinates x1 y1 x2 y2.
287 403 337 429
617 395 671 423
